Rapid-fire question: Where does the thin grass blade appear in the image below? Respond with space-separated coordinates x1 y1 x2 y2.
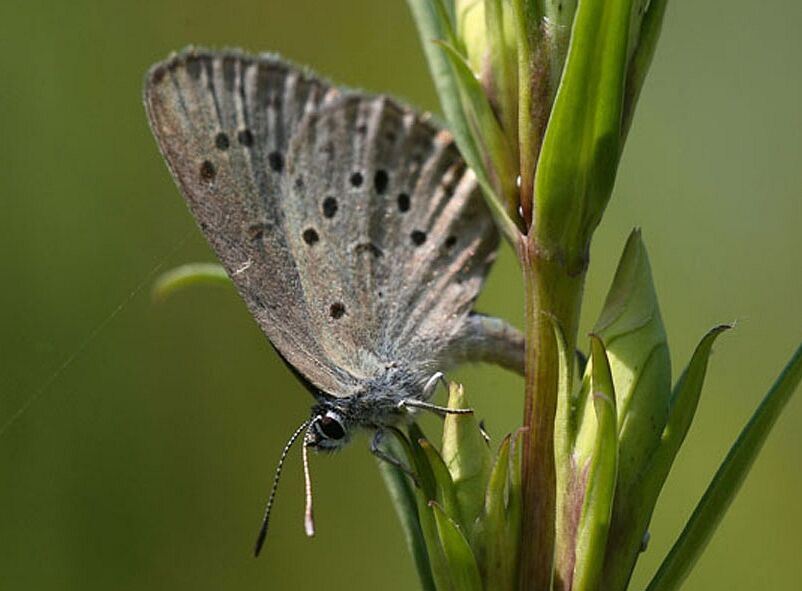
645 340 802 591
152 263 230 301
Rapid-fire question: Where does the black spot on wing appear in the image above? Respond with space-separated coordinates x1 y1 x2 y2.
215 132 230 150
303 228 319 245
410 230 427 246
397 193 410 212
268 151 284 172
199 160 216 183
374 170 389 194
322 196 338 218
329 302 346 319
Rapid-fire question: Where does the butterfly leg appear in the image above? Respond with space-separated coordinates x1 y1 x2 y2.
398 398 474 416
405 372 473 416
421 371 448 400
370 429 419 486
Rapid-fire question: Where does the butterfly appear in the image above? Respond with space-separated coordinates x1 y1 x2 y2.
144 48 524 553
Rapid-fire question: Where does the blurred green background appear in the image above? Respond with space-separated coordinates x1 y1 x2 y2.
1 1 801 589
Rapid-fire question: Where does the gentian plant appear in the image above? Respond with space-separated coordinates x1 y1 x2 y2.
383 1 802 589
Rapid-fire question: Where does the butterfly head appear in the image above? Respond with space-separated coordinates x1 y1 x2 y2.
307 405 351 451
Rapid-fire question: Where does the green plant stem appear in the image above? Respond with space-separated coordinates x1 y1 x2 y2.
518 235 585 591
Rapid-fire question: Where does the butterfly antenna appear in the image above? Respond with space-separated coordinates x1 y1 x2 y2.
254 418 311 557
302 421 317 537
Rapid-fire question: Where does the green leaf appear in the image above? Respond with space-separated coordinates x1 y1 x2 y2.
593 229 657 335
573 335 618 591
482 0 519 142
151 263 230 301
406 0 520 242
662 325 733 468
574 231 671 487
506 427 524 554
472 434 517 591
622 0 669 138
509 0 535 224
501 428 524 588
533 0 636 269
600 324 730 591
566 231 674 591
553 313 587 588
645 340 802 591
441 382 492 534
436 40 519 224
552 315 575 460
595 230 671 490
456 0 486 72
419 438 463 526
430 501 484 591
416 495 454 591
432 0 461 49
407 424 455 591
376 432 436 591
542 0 578 94
408 423 439 500
406 0 467 147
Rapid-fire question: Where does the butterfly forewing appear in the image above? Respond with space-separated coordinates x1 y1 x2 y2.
145 48 499 399
145 49 355 396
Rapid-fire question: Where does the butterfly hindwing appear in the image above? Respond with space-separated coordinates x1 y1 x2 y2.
282 95 499 380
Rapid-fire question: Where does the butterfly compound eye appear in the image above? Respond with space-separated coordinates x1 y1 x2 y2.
319 415 346 440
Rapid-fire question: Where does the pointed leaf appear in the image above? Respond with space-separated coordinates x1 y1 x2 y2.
573 335 618 591
406 0 519 243
662 325 733 467
457 0 487 75
541 0 578 94
645 340 802 591
601 324 731 591
419 438 463 526
553 314 587 589
433 0 460 48
441 382 491 534
553 315 576 459
416 494 455 591
595 230 671 489
472 434 514 590
602 325 730 591
575 230 671 487
430 501 484 591
622 0 669 137
483 0 519 141
406 0 474 160
407 425 455 591
582 231 672 591
511 0 570 225
436 40 519 223
377 432 436 591
507 426 524 546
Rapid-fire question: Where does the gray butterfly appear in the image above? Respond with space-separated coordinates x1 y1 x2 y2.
144 48 524 552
